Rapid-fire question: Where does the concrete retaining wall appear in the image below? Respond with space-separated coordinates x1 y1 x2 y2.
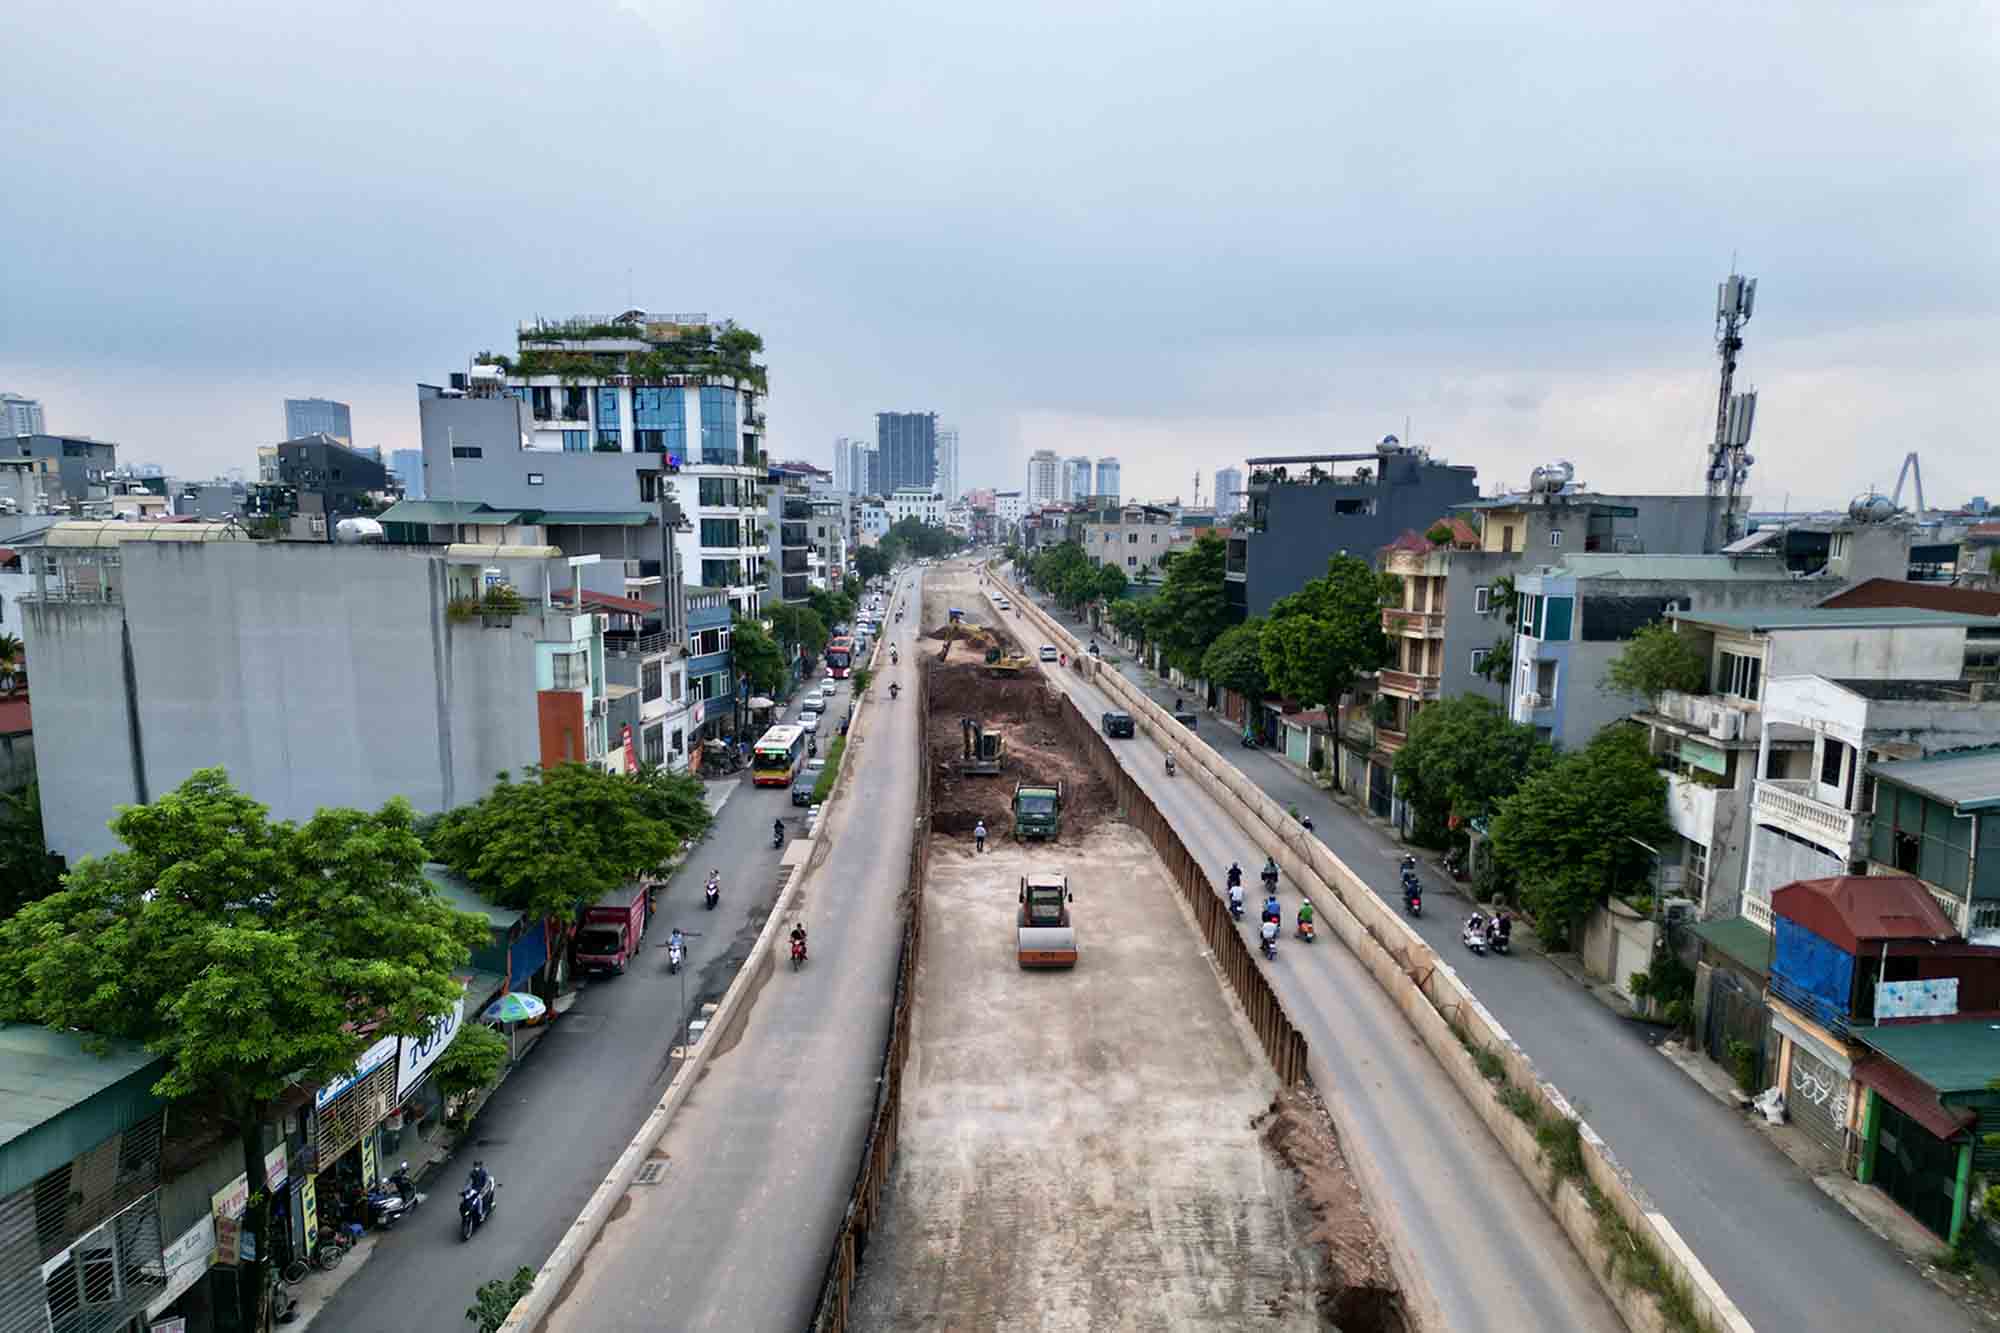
1002 572 1753 1333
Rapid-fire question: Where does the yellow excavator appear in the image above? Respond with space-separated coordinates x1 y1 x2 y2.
1017 871 1077 968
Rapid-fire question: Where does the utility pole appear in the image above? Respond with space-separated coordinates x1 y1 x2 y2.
1704 273 1759 551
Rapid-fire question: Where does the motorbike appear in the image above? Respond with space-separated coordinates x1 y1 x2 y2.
1228 893 1244 921
1462 918 1488 956
1164 756 1176 777
1240 732 1259 749
1294 918 1316 944
889 683 900 699
667 937 684 973
771 823 786 850
1260 926 1279 961
1260 865 1280 894
458 1178 498 1242
1301 815 1314 833
704 876 720 910
364 1169 421 1229
1403 885 1422 918
1488 915 1513 956
790 937 808 971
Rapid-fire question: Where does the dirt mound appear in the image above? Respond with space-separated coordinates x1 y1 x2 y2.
923 658 1119 841
1257 1086 1409 1333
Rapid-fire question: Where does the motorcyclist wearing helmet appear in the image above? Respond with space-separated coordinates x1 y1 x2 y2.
1226 861 1243 889
1262 894 1281 925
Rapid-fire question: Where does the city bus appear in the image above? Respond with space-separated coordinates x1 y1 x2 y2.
825 635 856 679
752 724 808 787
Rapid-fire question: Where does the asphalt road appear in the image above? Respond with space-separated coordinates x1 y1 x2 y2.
1030 588 1979 1333
537 567 928 1333
310 662 844 1332
995 591 1621 1333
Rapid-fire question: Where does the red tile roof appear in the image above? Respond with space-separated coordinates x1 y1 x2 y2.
0 697 29 736
1771 876 1957 953
1851 1055 1975 1140
1819 577 2000 617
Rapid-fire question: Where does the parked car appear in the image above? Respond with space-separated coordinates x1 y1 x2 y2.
1039 645 1058 662
791 774 816 806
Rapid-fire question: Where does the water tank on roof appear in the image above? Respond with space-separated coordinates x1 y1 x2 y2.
1529 460 1575 494
1848 491 1897 523
334 517 385 544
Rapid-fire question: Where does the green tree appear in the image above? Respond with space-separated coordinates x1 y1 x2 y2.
1393 696 1553 845
467 1267 538 1333
0 770 486 1331
1603 621 1707 699
806 586 855 632
888 517 964 559
0 631 22 693
1474 573 1518 684
1258 555 1391 707
1148 534 1236 676
1106 594 1154 644
854 545 893 581
728 615 786 695
434 1021 509 1112
429 764 692 924
1488 726 1670 946
1093 563 1128 602
842 574 862 600
768 603 828 660
1201 619 1269 699
0 781 62 916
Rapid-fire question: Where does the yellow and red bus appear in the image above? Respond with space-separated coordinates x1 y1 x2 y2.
825 635 857 678
752 724 808 786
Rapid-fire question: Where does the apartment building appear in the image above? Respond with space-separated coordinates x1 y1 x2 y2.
937 426 960 504
876 412 937 495
284 396 353 444
887 487 945 526
21 523 616 862
1094 457 1121 506
768 478 813 604
1081 504 1190 578
1063 455 1092 502
0 392 45 438
1026 450 1061 506
1215 464 1244 520
1 433 118 510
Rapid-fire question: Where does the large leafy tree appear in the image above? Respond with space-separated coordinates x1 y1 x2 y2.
854 545 894 581
1106 595 1154 644
1258 555 1392 707
728 615 786 695
1393 696 1553 846
1489 726 1670 946
1093 563 1128 602
430 763 708 924
0 771 486 1330
0 781 62 915
806 586 855 632
1201 619 1269 699
767 603 829 661
888 517 963 558
1148 534 1237 676
1603 621 1707 699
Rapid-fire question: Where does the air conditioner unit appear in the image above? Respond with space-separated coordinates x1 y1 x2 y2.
590 698 608 717
1707 710 1742 741
1662 897 1698 925
1522 691 1546 709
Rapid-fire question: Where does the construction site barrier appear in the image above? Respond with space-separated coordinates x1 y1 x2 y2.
999 570 1753 1333
810 658 931 1333
1053 694 1309 1085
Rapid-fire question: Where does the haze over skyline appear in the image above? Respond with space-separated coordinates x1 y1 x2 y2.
4 1 1993 511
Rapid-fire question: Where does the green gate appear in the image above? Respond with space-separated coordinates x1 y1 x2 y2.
1874 1099 1960 1240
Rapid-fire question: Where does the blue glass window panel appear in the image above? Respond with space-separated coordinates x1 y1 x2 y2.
563 430 590 453
597 387 622 427
700 387 736 464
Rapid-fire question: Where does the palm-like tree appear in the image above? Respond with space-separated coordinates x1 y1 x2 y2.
0 633 22 694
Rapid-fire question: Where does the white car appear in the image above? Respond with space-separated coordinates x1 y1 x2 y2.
819 680 838 700
995 598 1011 610
1039 645 1058 662
798 709 821 734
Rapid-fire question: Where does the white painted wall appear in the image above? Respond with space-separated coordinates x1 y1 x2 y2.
1767 626 1967 681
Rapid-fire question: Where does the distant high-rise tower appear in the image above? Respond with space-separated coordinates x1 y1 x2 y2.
1094 456 1121 505
848 441 879 496
1064 455 1093 503
833 435 855 493
1 393 45 438
876 411 938 495
1026 449 1061 506
285 397 353 445
1214 465 1244 519
391 448 424 499
937 426 961 503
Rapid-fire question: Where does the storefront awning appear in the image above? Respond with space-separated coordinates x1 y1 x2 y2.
1852 1056 1974 1141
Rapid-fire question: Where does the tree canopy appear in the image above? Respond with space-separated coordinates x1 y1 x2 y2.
0 769 487 1327
0 781 61 917
1603 621 1707 699
1258 555 1392 707
1392 695 1553 845
767 603 829 659
1488 726 1670 946
887 517 964 559
729 615 786 695
1147 533 1237 676
806 585 855 633
853 545 894 581
429 763 713 923
1201 619 1269 699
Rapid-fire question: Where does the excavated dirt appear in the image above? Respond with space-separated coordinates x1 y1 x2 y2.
1259 1086 1411 1332
922 589 1119 842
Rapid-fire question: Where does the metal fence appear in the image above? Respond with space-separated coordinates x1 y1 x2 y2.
812 660 930 1332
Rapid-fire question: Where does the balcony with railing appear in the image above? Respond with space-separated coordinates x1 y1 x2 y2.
1752 779 1858 852
1377 668 1441 700
1375 726 1407 754
605 630 679 660
1768 971 1852 1041
1650 689 1758 745
1382 608 1445 638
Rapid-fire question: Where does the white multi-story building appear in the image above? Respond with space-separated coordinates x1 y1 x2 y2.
1095 456 1121 505
888 487 945 527
938 426 961 504
995 489 1026 537
858 500 891 541
833 435 856 493
1215 465 1244 519
2 393 47 439
1063 455 1092 502
1026 450 1061 506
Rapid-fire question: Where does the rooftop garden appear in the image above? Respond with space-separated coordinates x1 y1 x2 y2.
479 320 767 390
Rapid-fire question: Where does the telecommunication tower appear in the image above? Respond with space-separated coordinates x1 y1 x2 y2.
1705 273 1759 550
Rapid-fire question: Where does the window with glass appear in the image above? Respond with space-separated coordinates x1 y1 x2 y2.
530 387 553 420
700 387 736 464
561 387 589 422
563 430 589 452
643 725 666 767
701 518 741 548
1720 650 1762 701
699 476 735 507
642 662 663 701
551 652 586 690
595 387 622 451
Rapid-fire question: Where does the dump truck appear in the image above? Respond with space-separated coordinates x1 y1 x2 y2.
1017 871 1077 968
960 717 1005 777
1012 780 1064 841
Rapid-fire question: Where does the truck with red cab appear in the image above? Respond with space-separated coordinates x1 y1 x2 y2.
574 882 650 976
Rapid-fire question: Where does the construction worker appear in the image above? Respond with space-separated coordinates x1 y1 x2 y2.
974 820 988 853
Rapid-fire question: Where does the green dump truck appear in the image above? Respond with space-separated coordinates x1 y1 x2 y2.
1012 781 1065 841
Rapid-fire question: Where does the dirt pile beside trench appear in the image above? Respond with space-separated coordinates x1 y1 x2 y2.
1257 1085 1410 1333
924 659 1119 839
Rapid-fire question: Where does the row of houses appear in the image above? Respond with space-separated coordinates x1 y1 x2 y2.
0 866 547 1333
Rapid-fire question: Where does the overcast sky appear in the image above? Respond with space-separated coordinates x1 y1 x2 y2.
4 0 1994 511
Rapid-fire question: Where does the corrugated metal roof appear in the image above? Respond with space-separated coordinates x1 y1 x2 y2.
1561 553 1789 580
1772 875 1957 951
376 500 528 525
532 510 653 527
1853 1021 2000 1099
1870 749 2000 813
424 864 524 928
0 1026 169 1194
1688 915 1774 976
1669 606 2000 632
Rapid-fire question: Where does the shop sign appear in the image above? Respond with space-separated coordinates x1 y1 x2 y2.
211 1144 289 1222
146 1214 216 1317
301 1177 319 1247
397 993 466 1100
316 1034 399 1110
361 1137 378 1190
214 1215 239 1267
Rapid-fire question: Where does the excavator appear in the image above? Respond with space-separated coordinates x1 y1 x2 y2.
1017 871 1078 968
960 717 1005 777
983 645 1030 678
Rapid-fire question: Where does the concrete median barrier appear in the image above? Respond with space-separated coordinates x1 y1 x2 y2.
996 571 1753 1333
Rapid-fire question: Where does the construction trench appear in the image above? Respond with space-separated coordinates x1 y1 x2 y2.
840 566 1404 1331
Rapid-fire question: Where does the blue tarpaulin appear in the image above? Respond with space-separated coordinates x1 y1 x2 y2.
508 918 549 992
1773 917 1854 1027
